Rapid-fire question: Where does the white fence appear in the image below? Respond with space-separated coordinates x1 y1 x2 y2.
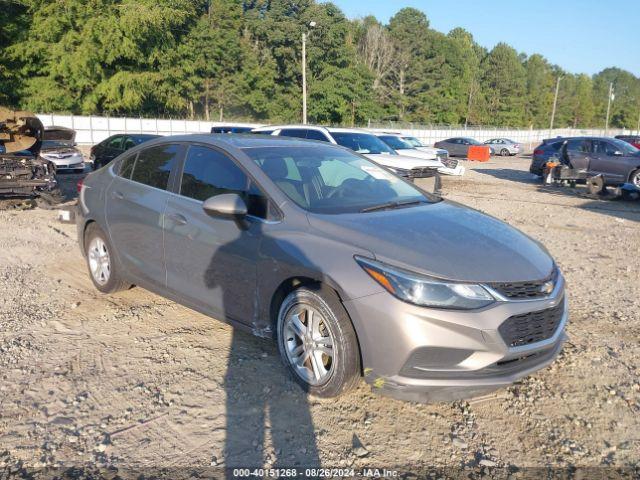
36 113 631 151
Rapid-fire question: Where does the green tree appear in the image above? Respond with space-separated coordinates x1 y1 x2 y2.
480 43 527 126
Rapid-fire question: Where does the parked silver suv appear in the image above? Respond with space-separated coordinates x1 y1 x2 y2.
77 135 567 402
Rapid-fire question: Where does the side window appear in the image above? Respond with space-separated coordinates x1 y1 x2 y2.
580 141 591 153
130 144 180 190
180 145 270 219
107 136 123 150
122 137 136 150
306 130 330 142
118 153 136 179
594 141 619 156
566 139 583 153
279 129 308 139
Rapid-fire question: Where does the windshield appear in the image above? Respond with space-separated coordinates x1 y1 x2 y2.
330 132 397 155
609 138 639 155
243 145 435 214
403 136 424 147
378 136 415 150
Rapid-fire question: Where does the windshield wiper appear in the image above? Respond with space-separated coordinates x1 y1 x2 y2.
360 199 423 213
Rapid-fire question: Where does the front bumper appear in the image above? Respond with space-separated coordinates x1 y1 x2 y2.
438 164 465 176
343 275 567 403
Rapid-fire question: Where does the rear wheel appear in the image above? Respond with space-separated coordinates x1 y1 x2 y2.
500 148 510 156
84 223 131 293
276 285 361 398
629 169 640 188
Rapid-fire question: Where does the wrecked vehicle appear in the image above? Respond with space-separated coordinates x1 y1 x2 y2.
41 125 85 173
0 108 58 197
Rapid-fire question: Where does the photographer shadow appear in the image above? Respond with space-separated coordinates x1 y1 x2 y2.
203 218 322 469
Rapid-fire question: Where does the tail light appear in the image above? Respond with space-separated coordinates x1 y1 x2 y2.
533 149 544 155
76 177 84 194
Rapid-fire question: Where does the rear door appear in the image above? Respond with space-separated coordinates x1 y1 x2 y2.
163 144 268 324
564 139 590 170
105 143 184 289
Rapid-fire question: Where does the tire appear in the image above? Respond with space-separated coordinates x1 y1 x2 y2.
83 223 131 294
629 169 640 188
276 285 361 398
500 148 509 157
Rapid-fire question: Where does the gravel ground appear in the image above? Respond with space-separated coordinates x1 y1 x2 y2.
0 155 639 476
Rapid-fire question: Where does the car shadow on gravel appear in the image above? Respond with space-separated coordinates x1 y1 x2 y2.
203 220 322 471
536 185 640 223
474 168 541 184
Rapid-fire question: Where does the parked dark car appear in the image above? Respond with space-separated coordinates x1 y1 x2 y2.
434 137 494 157
560 137 640 186
615 135 640 149
530 138 567 175
76 134 566 402
90 134 160 170
211 126 255 134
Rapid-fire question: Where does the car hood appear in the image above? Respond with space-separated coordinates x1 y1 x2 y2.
415 146 447 155
394 148 438 160
308 200 554 283
363 153 443 169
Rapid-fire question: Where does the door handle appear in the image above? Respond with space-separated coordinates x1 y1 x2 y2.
166 213 188 226
112 191 124 200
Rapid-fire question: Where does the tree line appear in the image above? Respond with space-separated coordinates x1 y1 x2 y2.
1 0 639 129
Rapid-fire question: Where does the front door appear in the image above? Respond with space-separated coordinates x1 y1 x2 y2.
164 144 265 325
105 143 183 288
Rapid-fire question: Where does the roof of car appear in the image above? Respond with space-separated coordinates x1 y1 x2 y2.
140 133 328 149
251 124 372 135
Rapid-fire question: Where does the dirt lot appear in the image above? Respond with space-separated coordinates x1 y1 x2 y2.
0 155 639 476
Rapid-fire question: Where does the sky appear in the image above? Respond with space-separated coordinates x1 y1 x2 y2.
329 0 640 77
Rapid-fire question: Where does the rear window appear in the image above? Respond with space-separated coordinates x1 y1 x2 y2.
130 144 181 190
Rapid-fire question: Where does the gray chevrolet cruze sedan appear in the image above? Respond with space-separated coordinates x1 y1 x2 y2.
77 135 567 402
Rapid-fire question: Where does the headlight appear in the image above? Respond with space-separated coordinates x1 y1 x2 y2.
355 256 495 310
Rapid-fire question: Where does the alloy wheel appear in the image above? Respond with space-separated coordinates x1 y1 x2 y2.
283 305 335 386
88 237 111 286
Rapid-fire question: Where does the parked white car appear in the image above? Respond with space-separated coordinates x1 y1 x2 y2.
375 133 465 176
484 138 520 156
40 126 85 172
250 126 445 180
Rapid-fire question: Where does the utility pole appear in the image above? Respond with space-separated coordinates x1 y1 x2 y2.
301 22 317 125
636 108 640 136
605 82 614 136
302 32 307 125
549 76 562 137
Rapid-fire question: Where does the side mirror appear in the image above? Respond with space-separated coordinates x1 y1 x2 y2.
202 193 248 217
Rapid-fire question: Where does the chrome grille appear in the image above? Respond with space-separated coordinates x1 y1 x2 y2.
489 268 558 300
499 301 564 348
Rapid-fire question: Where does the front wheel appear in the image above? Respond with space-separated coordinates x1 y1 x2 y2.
277 285 361 397
629 169 640 188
